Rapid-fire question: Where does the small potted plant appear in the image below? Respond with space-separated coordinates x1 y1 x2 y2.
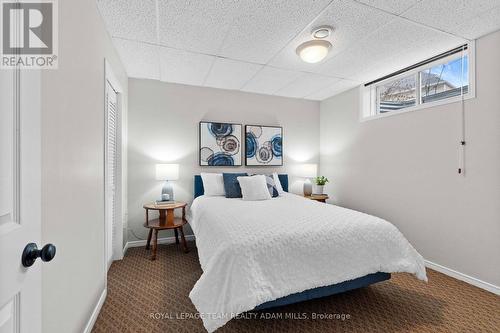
313 176 329 195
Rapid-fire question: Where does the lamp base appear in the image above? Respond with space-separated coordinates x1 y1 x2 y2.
303 179 312 196
161 181 174 202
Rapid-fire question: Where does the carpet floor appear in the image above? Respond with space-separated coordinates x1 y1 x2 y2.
93 242 500 333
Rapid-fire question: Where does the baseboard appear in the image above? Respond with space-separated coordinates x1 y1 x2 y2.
425 260 500 295
83 288 107 333
123 234 195 255
122 242 129 256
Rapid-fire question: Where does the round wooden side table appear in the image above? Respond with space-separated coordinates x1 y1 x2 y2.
143 202 189 260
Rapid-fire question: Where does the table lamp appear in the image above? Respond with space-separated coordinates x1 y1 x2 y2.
156 164 179 202
298 164 317 196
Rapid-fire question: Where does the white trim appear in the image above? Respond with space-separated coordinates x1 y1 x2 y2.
465 40 476 98
105 59 124 93
123 235 196 256
82 289 107 333
425 260 500 295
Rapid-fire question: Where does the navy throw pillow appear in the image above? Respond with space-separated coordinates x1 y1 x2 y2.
223 173 248 198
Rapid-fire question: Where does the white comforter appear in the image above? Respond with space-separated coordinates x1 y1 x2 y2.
189 193 427 332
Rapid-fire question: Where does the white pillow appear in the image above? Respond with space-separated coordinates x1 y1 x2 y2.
201 173 226 196
237 175 272 201
272 172 285 195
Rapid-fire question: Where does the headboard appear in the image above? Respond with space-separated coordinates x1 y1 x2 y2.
194 174 289 198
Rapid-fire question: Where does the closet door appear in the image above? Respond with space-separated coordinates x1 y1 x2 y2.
105 81 118 269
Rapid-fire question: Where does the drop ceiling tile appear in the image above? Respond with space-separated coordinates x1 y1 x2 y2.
241 66 303 95
401 0 500 37
100 0 489 101
450 5 500 39
159 47 215 86
269 0 396 72
353 38 465 83
204 58 263 90
113 39 159 80
274 73 341 99
157 0 240 55
315 17 465 82
218 0 331 64
312 48 372 79
384 34 465 69
305 79 360 100
355 0 421 15
97 0 156 43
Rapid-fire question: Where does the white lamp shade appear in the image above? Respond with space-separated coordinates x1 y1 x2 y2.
155 164 179 180
297 164 318 178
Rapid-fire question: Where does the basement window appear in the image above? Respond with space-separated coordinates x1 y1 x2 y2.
361 43 475 120
377 73 417 113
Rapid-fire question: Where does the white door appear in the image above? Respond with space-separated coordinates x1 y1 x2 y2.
105 80 118 269
0 65 44 333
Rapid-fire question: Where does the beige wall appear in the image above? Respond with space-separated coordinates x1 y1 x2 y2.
319 30 500 287
41 0 128 332
128 79 320 241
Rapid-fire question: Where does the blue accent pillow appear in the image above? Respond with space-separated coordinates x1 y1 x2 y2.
223 173 248 198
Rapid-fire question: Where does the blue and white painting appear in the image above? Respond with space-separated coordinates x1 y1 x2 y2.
245 125 282 166
199 122 242 166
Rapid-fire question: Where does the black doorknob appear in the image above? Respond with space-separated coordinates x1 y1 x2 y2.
22 243 56 267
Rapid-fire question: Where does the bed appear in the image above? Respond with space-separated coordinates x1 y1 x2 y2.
189 174 427 332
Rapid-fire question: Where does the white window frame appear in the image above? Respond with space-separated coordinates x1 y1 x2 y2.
360 41 476 122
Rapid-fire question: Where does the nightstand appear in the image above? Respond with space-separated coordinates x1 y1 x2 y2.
143 202 189 260
305 194 329 203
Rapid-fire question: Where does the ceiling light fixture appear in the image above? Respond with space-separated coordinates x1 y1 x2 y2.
296 25 334 64
296 40 332 64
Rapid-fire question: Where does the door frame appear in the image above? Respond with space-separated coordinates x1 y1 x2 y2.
104 59 124 274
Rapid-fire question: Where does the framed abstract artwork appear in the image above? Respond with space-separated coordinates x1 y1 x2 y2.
199 121 242 166
245 125 283 166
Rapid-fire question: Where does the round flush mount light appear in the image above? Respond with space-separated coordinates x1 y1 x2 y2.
296 25 334 63
312 25 333 39
296 40 332 64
